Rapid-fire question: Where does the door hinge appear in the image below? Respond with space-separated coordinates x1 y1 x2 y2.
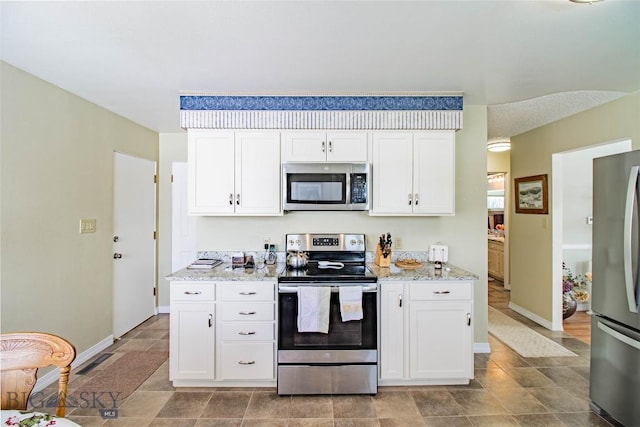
153 288 157 297
153 231 157 240
153 174 157 184
170 174 174 183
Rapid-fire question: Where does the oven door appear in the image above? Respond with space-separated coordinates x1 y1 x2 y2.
277 285 377 351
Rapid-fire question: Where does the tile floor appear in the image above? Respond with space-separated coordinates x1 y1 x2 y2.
52 284 612 426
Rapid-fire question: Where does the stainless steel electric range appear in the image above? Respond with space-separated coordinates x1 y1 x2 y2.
277 233 378 395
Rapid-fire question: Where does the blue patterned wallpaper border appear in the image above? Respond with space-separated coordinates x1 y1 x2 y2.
180 95 463 111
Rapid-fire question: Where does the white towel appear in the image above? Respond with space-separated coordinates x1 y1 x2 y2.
297 286 331 333
339 286 363 322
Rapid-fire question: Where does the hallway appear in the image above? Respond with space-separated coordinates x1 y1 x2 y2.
488 279 592 346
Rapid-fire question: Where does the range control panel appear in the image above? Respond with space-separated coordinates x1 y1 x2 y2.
286 233 366 252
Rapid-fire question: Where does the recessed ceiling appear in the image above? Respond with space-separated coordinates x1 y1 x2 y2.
1 1 638 136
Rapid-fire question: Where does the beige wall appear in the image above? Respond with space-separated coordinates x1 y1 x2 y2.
159 106 490 346
488 150 510 174
509 92 640 324
0 62 158 353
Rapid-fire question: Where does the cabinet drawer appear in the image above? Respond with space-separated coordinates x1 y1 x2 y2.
220 322 275 341
221 302 275 321
219 342 275 380
170 282 215 301
219 283 274 302
409 282 472 301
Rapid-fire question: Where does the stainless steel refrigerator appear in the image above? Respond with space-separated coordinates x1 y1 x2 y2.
591 150 640 427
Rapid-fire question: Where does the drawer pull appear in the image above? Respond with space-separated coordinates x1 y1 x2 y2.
398 294 403 308
239 311 257 315
184 291 202 295
238 331 256 335
467 313 471 326
208 314 213 328
239 291 257 295
238 360 256 365
433 290 451 295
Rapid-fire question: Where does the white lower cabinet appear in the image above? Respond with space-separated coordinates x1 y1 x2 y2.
169 280 276 387
379 281 473 385
169 283 215 382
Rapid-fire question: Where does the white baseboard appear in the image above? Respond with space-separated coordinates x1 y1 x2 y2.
474 342 491 353
34 335 114 392
508 301 555 330
158 305 170 314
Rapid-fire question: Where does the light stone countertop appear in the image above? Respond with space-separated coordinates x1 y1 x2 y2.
368 262 478 281
488 235 505 243
167 251 477 283
167 262 285 281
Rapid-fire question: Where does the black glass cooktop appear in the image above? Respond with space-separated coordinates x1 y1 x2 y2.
278 261 377 283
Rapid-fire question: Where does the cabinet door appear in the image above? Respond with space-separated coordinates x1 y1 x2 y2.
282 131 327 162
409 301 472 380
371 133 414 214
170 303 215 380
188 130 235 214
379 283 406 380
235 132 281 215
326 132 368 162
413 131 455 215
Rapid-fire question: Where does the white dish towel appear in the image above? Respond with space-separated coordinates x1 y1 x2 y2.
297 286 331 333
339 286 363 322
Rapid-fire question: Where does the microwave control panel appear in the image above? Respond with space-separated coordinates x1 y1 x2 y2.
350 173 368 204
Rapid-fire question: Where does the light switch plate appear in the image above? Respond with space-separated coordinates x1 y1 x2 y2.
80 219 97 234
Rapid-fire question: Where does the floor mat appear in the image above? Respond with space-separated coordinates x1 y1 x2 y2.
69 350 167 404
488 307 578 358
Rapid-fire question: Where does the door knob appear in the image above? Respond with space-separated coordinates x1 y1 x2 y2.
113 253 123 259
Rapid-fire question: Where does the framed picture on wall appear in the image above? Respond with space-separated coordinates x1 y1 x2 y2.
514 174 548 214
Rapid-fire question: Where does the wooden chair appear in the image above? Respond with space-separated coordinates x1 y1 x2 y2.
1 332 76 417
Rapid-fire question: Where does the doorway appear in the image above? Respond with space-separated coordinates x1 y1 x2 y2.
551 139 632 331
113 151 157 338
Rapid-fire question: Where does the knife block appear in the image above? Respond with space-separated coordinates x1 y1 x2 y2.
375 247 391 267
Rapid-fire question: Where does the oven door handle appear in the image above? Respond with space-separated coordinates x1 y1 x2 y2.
278 285 378 293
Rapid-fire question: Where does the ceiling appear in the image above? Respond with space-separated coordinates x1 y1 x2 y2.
1 1 639 138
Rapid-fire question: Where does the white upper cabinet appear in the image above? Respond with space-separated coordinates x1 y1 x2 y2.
282 131 368 162
371 130 455 216
188 130 281 216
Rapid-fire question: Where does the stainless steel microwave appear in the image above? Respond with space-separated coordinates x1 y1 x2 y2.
282 163 370 211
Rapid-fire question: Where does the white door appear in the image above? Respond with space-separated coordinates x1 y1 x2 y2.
172 162 197 271
113 152 156 338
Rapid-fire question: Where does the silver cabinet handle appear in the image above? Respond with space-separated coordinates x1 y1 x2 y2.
229 193 233 205
184 291 202 295
208 313 213 328
408 194 412 205
239 291 257 295
113 253 123 259
398 294 403 308
321 141 326 153
236 193 240 205
238 331 256 335
467 313 471 326
239 311 257 315
415 193 419 206
238 360 255 365
328 141 333 152
433 290 451 295
623 166 640 313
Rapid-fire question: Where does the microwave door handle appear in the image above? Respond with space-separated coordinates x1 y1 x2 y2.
346 173 352 205
623 166 640 313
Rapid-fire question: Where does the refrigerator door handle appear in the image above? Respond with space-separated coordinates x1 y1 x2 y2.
623 165 640 313
597 320 640 351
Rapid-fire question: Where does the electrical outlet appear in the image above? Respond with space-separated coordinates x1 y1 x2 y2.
395 237 402 249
